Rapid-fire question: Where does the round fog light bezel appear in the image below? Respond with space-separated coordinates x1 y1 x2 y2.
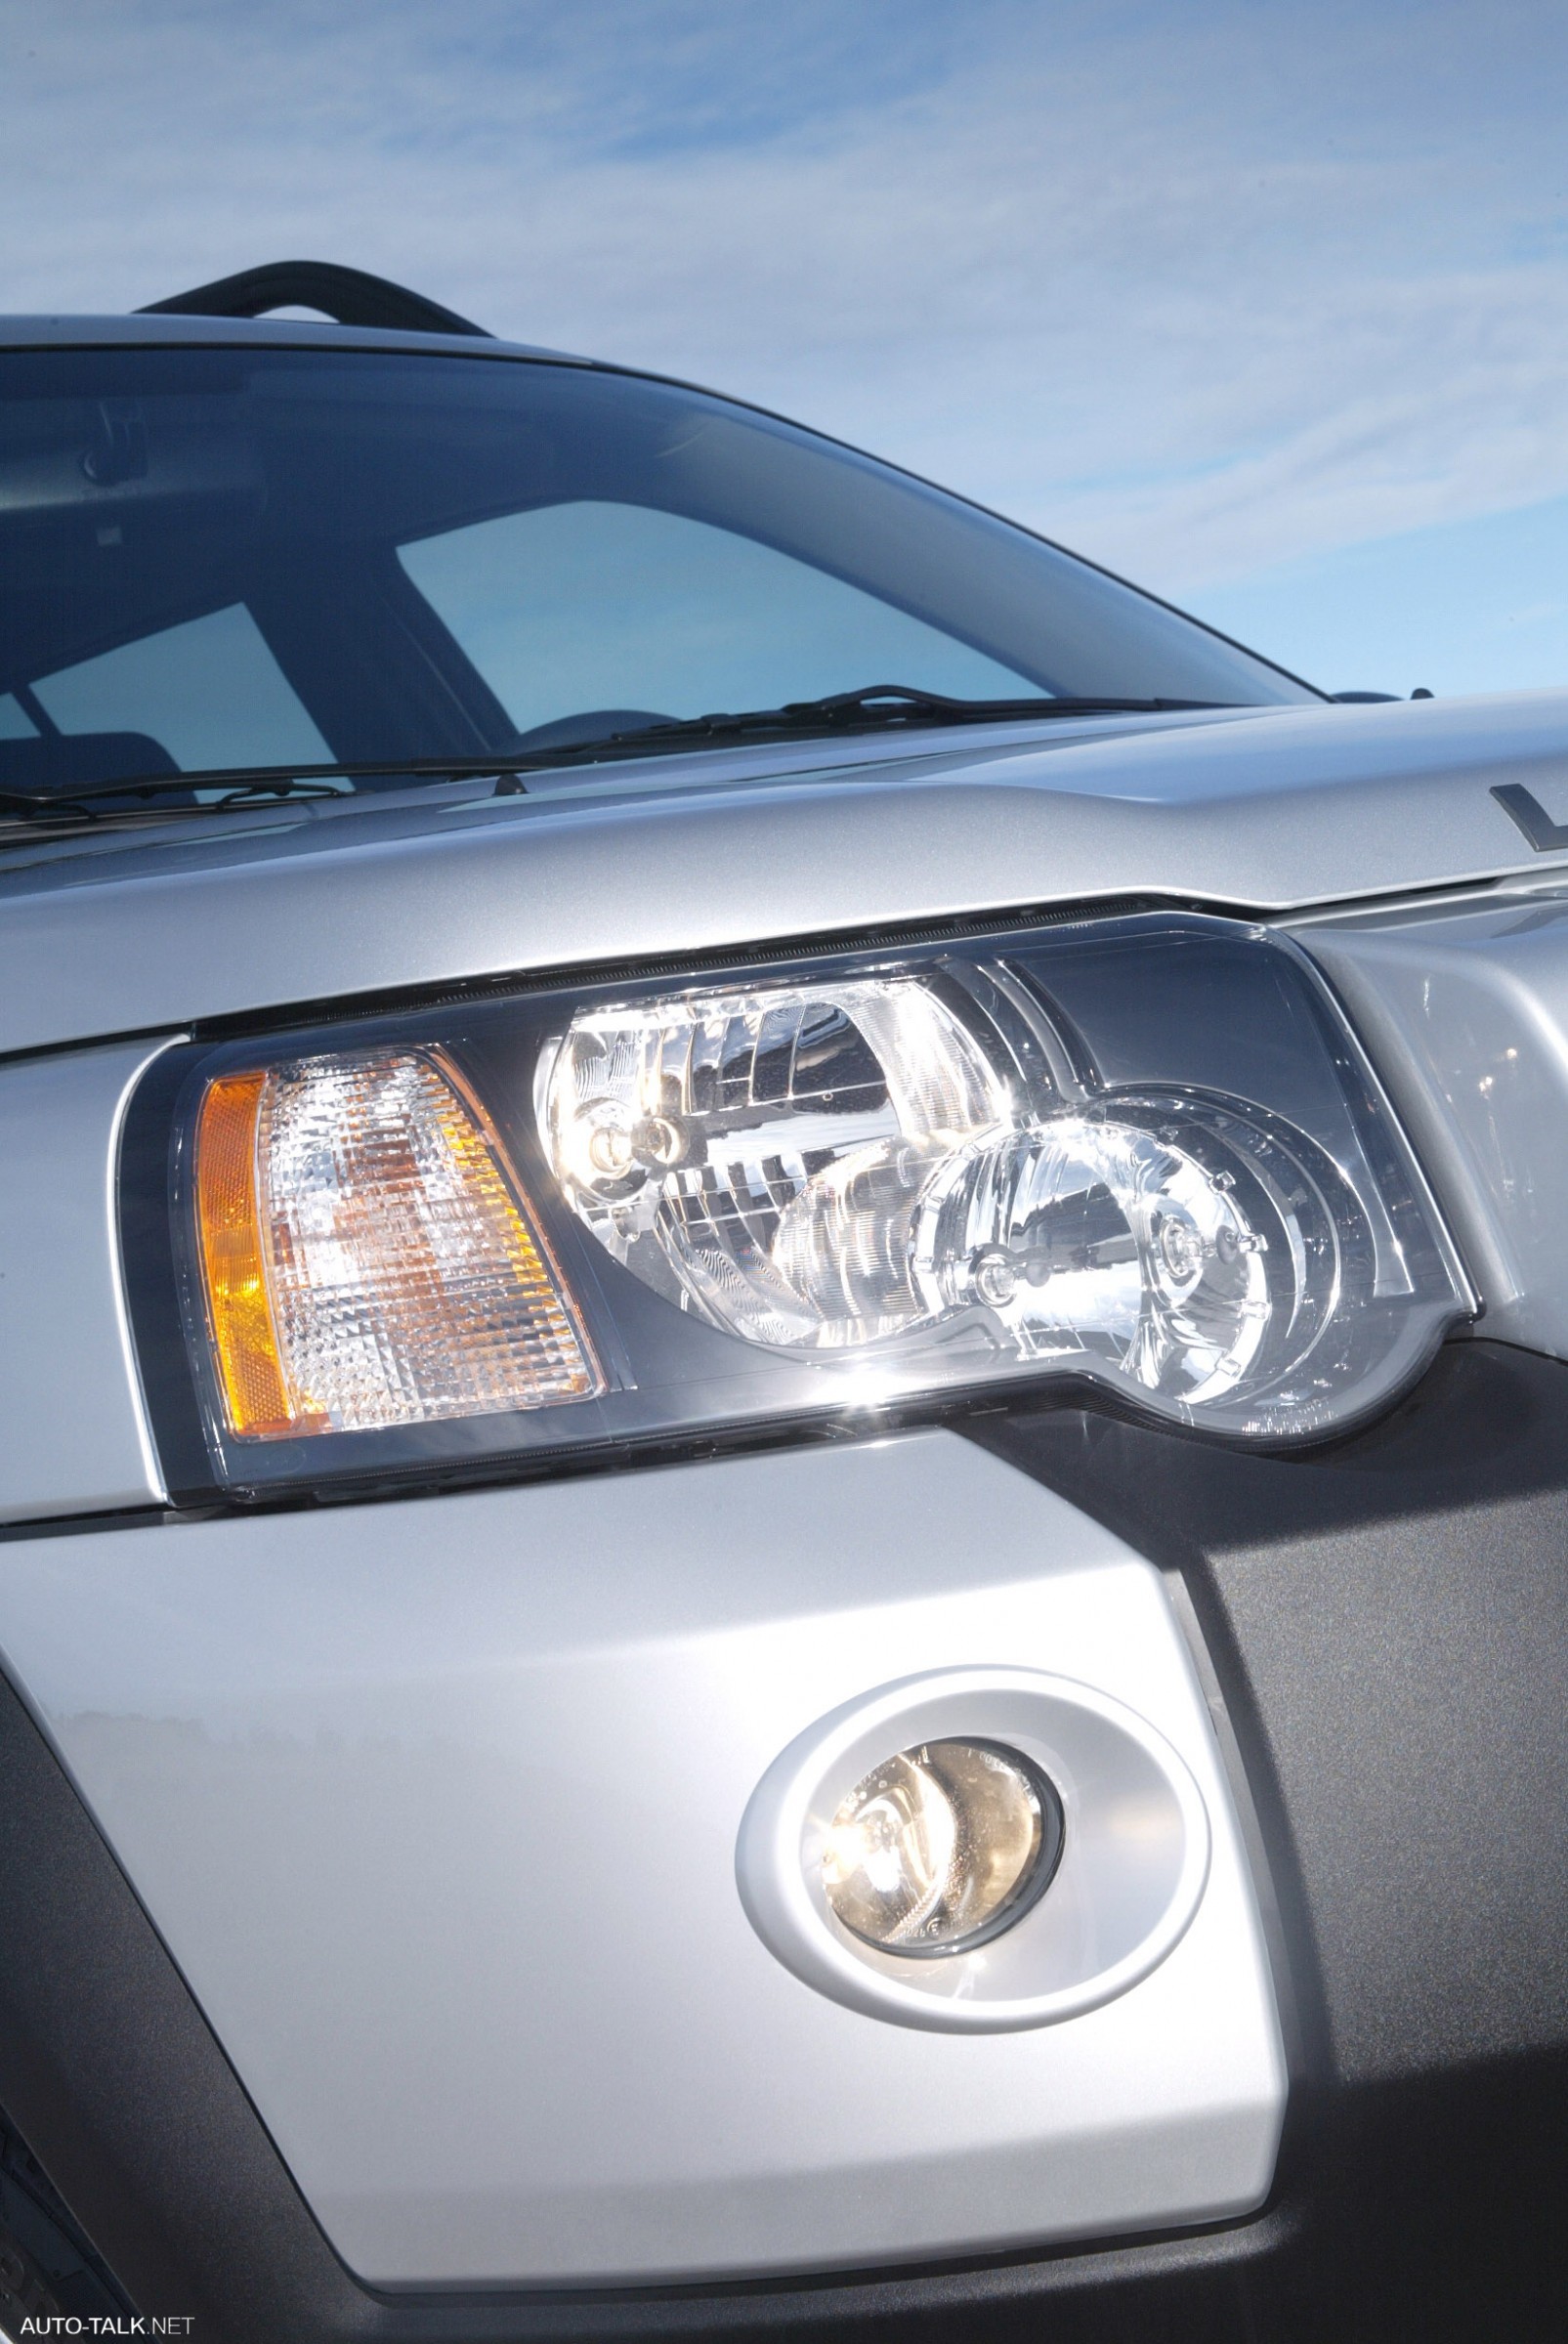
736 1667 1211 2033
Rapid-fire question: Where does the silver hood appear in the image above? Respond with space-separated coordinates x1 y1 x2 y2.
1 690 1566 1056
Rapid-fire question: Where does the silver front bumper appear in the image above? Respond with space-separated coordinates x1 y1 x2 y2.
0 1433 1284 2287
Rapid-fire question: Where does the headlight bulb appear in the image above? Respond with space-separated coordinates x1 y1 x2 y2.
821 1739 1063 1957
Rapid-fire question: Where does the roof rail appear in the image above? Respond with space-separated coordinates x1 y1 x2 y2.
137 260 489 338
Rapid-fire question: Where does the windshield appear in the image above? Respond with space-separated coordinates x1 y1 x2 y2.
0 347 1317 798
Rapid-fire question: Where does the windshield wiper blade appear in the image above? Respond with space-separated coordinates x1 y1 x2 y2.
595 685 1229 751
0 691 1233 830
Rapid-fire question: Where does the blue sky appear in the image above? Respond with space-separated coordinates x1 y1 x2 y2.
2 0 1565 698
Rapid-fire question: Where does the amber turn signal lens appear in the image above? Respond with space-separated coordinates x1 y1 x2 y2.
194 1070 305 1436
193 1047 602 1438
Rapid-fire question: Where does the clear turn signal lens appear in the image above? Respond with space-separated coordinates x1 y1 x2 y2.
194 1047 602 1436
822 1740 1062 1956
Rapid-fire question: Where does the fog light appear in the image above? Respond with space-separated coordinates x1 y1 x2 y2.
822 1739 1062 1956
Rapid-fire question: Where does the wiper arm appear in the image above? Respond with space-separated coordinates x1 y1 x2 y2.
0 755 536 827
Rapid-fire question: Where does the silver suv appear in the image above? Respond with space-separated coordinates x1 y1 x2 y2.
2 262 1566 2341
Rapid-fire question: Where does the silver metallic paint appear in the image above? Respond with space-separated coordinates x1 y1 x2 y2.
0 1035 175 1519
0 1433 1286 2286
1 694 1567 1059
1297 878 1568 1361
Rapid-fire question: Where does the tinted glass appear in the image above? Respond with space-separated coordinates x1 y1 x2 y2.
0 348 1316 792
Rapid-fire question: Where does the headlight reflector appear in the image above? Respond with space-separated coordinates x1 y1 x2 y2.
544 978 1008 1347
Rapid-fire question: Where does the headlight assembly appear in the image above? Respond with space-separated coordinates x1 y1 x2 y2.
119 911 1470 1501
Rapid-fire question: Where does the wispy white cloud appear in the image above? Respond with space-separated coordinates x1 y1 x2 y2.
2 0 1566 606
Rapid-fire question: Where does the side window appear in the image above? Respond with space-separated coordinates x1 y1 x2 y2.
0 695 37 739
31 604 330 773
399 499 1036 736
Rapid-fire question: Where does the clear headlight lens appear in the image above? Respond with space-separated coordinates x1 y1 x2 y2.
543 979 1009 1347
129 912 1469 1498
542 974 1385 1426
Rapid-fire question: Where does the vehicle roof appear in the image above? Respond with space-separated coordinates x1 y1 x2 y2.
0 312 583 363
